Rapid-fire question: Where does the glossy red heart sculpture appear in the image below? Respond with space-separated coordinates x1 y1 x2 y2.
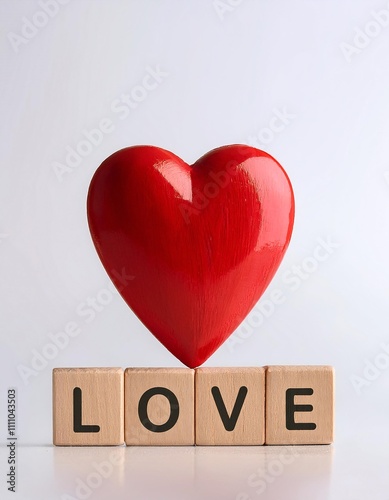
87 145 294 367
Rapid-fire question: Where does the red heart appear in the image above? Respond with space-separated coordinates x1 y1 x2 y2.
87 145 294 368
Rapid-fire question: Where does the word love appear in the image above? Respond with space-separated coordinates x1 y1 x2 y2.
53 366 334 446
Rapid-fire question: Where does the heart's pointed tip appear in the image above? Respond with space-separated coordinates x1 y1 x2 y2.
185 363 199 369
175 353 208 370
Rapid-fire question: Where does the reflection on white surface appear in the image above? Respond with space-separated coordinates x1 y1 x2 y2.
194 446 332 500
0 444 333 500
2 435 389 500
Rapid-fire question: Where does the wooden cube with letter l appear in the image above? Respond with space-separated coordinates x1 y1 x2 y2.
53 368 124 446
265 365 334 445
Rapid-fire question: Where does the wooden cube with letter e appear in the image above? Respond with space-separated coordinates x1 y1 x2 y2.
265 365 334 445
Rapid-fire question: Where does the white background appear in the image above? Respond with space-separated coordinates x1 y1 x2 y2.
1 0 389 498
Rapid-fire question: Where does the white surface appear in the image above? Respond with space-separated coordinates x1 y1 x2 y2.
1 434 389 500
1 0 389 498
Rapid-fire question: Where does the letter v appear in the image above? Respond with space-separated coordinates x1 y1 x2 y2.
211 386 248 431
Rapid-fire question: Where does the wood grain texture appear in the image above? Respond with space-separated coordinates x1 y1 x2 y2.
265 366 334 445
53 368 124 446
195 367 265 445
124 368 194 446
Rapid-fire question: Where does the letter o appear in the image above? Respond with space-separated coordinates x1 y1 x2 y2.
33 11 49 28
203 181 220 199
97 288 113 306
257 128 274 144
375 353 389 370
279 449 295 465
302 256 318 273
250 310 264 327
255 478 267 494
42 342 58 360
365 20 381 37
267 459 284 476
131 85 147 102
238 323 253 339
77 139 93 157
138 387 179 432
86 472 103 489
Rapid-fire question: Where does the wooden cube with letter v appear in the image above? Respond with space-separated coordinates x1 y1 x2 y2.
195 367 265 445
265 366 334 445
53 368 124 446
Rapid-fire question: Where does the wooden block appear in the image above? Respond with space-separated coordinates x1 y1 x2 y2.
53 368 124 446
195 367 265 445
124 368 194 446
265 365 334 445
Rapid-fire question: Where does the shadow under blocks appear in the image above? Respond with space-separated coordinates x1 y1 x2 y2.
52 366 334 446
